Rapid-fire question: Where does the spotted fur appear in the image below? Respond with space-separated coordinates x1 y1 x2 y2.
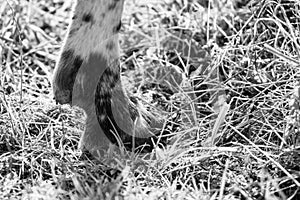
52 0 163 156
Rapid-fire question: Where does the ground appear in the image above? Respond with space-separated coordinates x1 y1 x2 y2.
0 0 300 199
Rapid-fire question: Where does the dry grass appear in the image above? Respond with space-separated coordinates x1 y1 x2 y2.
1 0 300 199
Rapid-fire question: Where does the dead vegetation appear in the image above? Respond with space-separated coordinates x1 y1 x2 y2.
0 0 299 199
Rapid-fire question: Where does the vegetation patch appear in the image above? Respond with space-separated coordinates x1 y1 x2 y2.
0 0 299 199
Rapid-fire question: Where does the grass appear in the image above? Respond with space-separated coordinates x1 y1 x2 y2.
1 0 300 199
